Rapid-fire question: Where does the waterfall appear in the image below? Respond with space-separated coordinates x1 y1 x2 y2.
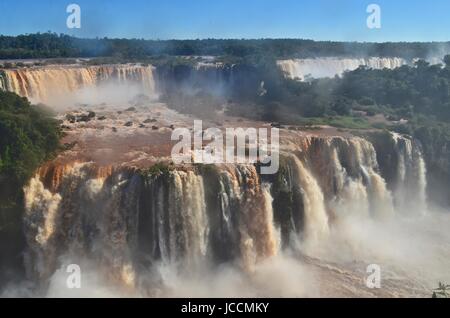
21 131 430 292
167 170 209 264
277 57 407 80
347 138 395 219
293 136 394 220
24 177 62 247
137 169 209 266
24 162 141 288
287 155 329 245
23 176 62 281
216 165 279 270
22 163 281 283
0 71 7 91
0 64 157 104
391 133 428 215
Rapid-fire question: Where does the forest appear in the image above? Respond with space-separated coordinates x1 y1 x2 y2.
2 32 450 287
0 91 60 282
0 32 449 59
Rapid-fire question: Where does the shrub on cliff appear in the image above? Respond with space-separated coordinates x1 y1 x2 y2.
0 92 60 186
0 91 60 285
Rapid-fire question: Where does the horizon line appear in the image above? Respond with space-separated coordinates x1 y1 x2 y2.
1 32 450 45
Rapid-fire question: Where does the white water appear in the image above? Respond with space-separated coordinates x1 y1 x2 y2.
277 57 407 80
0 64 157 106
0 71 440 298
168 171 209 264
288 155 329 247
13 132 442 298
392 133 428 215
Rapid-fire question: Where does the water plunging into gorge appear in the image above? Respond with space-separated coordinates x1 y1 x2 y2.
1 64 447 297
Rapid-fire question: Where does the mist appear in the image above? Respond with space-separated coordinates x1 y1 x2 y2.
3 204 448 298
38 82 157 112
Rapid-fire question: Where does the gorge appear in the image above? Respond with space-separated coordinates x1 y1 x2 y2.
1 62 449 297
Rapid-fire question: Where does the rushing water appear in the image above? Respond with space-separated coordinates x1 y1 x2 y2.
0 65 156 104
18 132 436 296
277 57 407 80
1 63 446 297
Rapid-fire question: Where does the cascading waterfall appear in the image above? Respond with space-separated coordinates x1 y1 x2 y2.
163 170 209 264
225 165 279 270
391 133 428 215
22 132 430 293
23 176 62 282
0 70 7 91
23 162 280 286
277 57 407 80
0 64 156 104
24 162 142 288
284 155 329 245
296 136 395 220
348 138 395 219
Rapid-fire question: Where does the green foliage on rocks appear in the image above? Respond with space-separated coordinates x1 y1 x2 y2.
0 90 60 284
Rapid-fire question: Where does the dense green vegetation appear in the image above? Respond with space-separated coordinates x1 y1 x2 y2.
1 32 449 60
141 162 173 177
263 55 450 120
267 56 450 166
0 91 60 284
220 54 450 130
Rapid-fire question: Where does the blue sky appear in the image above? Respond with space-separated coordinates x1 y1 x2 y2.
0 0 449 42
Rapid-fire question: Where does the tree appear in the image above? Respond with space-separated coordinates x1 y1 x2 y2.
331 97 352 116
433 282 450 298
0 91 60 285
444 55 450 69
